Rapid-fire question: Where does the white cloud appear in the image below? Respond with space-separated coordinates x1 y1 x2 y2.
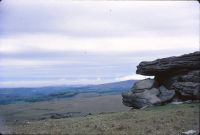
0 78 110 88
115 73 153 81
1 0 198 37
0 58 88 67
0 0 199 87
0 34 198 54
0 59 59 66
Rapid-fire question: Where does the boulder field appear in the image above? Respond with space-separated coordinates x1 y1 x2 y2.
122 51 200 108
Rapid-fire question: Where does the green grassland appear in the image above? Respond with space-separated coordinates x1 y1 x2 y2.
0 95 129 123
5 103 199 135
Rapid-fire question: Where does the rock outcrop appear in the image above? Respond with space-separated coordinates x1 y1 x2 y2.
122 51 200 108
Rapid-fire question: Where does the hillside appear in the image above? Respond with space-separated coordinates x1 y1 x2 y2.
4 103 199 135
0 80 136 105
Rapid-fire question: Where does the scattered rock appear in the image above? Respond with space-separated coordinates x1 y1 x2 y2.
50 113 66 119
181 130 197 135
88 113 92 115
42 112 81 120
122 52 200 108
171 101 183 105
184 100 192 104
140 105 149 109
116 124 129 130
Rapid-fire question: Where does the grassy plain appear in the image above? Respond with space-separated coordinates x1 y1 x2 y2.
1 101 199 135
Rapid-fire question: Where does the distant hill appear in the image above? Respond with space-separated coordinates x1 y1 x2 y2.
88 80 135 89
0 80 137 105
82 80 135 93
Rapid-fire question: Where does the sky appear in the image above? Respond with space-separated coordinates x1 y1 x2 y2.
0 0 199 87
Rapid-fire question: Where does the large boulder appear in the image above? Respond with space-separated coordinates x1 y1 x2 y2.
122 51 200 108
122 87 161 108
122 84 175 108
132 79 157 90
158 86 175 103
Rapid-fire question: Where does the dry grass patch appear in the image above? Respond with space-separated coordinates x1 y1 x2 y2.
5 103 199 135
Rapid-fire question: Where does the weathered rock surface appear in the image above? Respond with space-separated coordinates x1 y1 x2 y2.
131 79 157 90
122 82 175 108
122 51 200 108
158 86 175 103
136 51 200 76
122 87 161 108
172 82 200 100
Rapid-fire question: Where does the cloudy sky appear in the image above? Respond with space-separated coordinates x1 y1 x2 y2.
0 0 199 87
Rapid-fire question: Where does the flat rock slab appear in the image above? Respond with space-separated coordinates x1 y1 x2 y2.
136 51 200 76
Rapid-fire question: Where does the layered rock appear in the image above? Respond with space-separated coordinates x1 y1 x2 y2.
122 51 200 108
136 51 200 76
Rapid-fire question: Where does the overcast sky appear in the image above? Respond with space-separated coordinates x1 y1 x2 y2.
0 0 199 87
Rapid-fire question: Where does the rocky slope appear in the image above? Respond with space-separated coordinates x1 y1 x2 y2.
122 51 200 108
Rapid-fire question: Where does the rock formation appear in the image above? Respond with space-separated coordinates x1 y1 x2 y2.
122 51 200 108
